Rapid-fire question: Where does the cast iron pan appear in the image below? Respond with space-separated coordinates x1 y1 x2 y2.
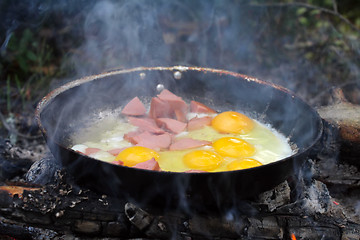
35 66 323 212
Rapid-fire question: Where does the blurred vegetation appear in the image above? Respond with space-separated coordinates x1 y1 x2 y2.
0 0 359 117
0 0 91 114
242 0 359 102
3 28 57 111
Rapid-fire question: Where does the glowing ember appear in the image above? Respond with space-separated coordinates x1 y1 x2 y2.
0 186 40 198
291 233 297 240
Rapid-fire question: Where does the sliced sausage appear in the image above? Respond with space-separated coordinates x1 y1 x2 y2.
134 132 173 150
85 148 101 155
156 118 187 134
107 148 127 156
121 97 146 116
157 89 181 100
174 109 187 122
111 160 124 166
133 158 161 171
190 101 216 114
149 97 173 119
187 116 212 131
128 117 165 134
169 138 211 151
157 89 188 122
124 130 144 144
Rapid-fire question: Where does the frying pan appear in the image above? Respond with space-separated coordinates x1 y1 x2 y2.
35 66 323 212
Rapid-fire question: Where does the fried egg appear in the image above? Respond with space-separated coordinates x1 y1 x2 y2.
212 111 254 134
156 120 292 172
183 150 223 171
227 158 263 171
71 110 293 172
115 146 159 167
213 137 255 158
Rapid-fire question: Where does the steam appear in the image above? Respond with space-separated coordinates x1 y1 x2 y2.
67 0 360 108
72 1 167 75
4 0 356 218
68 0 261 76
1 1 359 99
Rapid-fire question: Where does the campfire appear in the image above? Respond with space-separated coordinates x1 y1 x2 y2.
1 71 360 239
1 1 359 239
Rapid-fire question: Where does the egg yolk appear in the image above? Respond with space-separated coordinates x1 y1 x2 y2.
115 146 159 167
183 150 223 171
211 111 254 134
227 158 263 170
213 137 255 158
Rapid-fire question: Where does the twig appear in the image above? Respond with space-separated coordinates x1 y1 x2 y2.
249 1 360 34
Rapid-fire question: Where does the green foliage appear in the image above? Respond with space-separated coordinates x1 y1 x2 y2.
7 29 36 73
246 0 359 92
1 28 59 112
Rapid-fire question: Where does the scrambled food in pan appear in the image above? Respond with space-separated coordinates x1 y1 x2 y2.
71 89 293 172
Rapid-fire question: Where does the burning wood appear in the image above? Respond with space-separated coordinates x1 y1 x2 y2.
0 185 40 198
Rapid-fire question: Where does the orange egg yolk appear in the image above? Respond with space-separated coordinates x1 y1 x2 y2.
211 111 254 134
213 137 255 158
227 158 263 170
183 150 223 171
115 146 159 167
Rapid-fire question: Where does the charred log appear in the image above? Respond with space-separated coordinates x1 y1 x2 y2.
0 173 359 239
317 85 360 168
26 153 62 184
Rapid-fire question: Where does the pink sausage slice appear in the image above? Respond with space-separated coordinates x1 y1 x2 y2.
190 101 216 114
124 131 172 150
128 117 165 134
156 118 187 134
124 130 143 144
174 109 187 122
149 97 173 119
157 89 188 122
133 158 161 171
187 116 212 131
157 89 182 100
134 132 173 150
85 148 101 155
107 148 127 156
121 97 146 116
169 138 211 151
112 160 124 166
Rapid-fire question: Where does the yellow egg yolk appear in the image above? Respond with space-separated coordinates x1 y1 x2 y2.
213 137 255 158
115 146 159 167
211 111 254 134
183 150 223 171
227 158 263 170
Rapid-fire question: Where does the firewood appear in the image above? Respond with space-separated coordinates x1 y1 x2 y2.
317 87 360 168
0 178 359 239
